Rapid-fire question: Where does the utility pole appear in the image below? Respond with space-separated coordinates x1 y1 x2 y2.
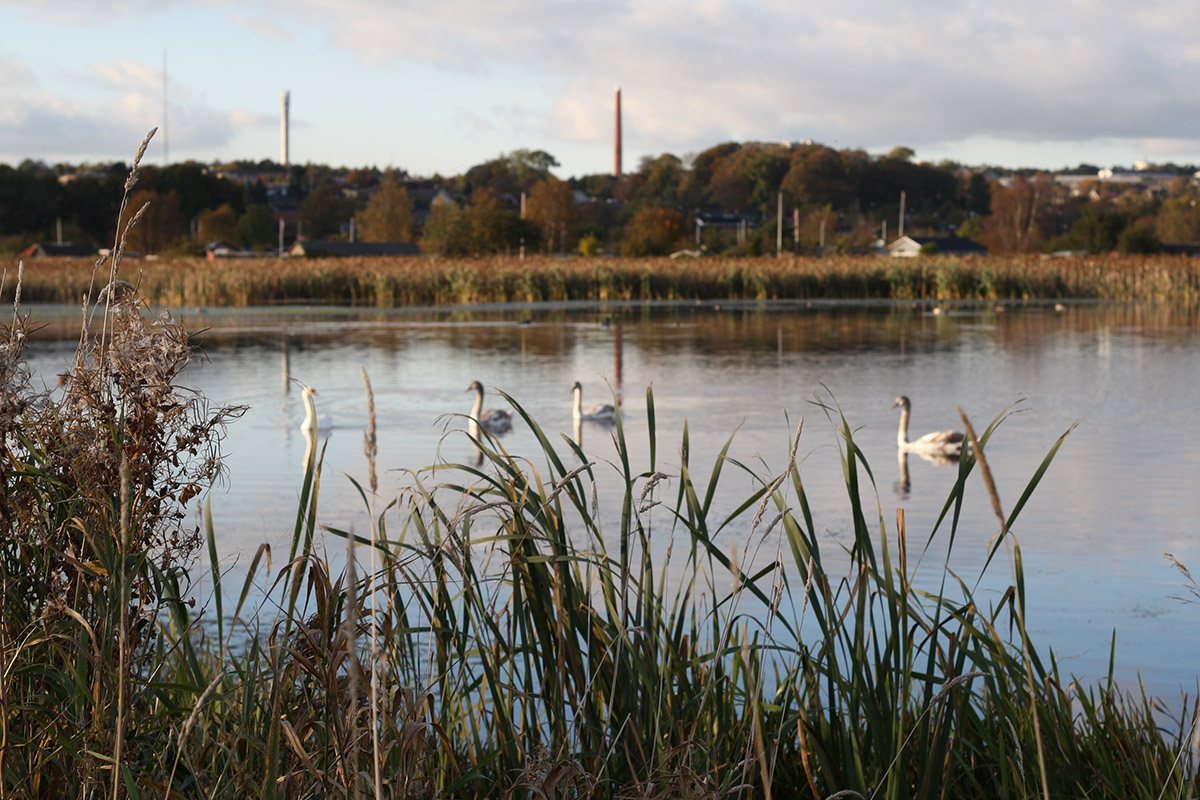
162 50 168 165
898 190 906 239
776 192 783 257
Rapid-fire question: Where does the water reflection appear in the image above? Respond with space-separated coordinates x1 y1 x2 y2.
15 299 1200 701
895 449 959 496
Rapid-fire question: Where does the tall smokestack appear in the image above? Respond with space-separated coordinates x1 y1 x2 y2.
281 90 290 166
614 86 622 179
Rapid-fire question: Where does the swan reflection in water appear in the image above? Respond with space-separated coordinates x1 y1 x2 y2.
895 447 960 495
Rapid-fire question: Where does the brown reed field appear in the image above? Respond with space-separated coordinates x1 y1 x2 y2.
11 251 1200 307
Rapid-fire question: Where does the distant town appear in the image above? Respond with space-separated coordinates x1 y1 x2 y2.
6 139 1200 261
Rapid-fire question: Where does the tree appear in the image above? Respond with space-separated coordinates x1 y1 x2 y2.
119 190 185 254
238 205 276 249
678 142 741 208
466 188 518 253
420 201 472 256
1067 205 1127 253
525 176 578 253
1156 196 1200 242
980 174 1060 254
298 185 350 240
459 149 559 196
355 173 414 242
621 207 688 256
197 203 239 244
152 162 243 219
1118 224 1161 254
631 154 683 209
507 149 559 185
781 145 855 210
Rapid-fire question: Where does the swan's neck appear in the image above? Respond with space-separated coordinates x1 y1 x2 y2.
572 386 582 419
470 388 483 422
302 392 316 430
897 407 910 447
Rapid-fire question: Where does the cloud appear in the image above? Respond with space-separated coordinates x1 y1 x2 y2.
0 56 276 163
0 57 36 88
4 0 173 25
85 59 162 93
229 0 1200 160
228 13 292 41
9 0 1200 170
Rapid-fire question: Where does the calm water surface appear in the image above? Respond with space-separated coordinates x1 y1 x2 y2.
22 300 1200 699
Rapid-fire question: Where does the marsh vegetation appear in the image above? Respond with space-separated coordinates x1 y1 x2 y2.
13 252 1200 308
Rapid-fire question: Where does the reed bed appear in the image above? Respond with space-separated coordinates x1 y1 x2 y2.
14 252 1200 307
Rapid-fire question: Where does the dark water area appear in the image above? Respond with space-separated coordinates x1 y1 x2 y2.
19 299 1200 701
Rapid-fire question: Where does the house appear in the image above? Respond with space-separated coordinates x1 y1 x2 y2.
20 242 99 258
887 235 987 258
204 241 261 259
286 240 421 258
1160 242 1200 256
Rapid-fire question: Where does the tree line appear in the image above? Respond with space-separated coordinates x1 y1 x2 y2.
4 141 1200 257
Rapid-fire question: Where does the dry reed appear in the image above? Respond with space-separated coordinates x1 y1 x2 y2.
11 253 1200 307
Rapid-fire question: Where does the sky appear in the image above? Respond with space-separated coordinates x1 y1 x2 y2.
4 0 1200 179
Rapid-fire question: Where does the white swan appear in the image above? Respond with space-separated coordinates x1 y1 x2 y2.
467 380 512 435
299 385 334 434
572 381 616 423
892 395 962 455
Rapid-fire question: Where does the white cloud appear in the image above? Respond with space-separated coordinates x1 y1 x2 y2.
228 13 292 42
86 59 163 93
0 55 275 163
3 0 174 25
211 0 1200 162
8 0 1200 170
0 57 36 88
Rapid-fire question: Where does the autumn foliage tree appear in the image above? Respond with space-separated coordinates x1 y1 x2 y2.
526 176 578 253
621 207 689 256
119 189 186 254
299 184 351 240
981 174 1061 254
1156 195 1200 242
466 188 520 253
355 173 414 242
196 203 239 244
420 200 472 256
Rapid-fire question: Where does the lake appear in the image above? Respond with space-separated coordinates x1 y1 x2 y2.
20 299 1200 701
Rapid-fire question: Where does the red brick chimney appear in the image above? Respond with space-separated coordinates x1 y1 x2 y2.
614 86 622 179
